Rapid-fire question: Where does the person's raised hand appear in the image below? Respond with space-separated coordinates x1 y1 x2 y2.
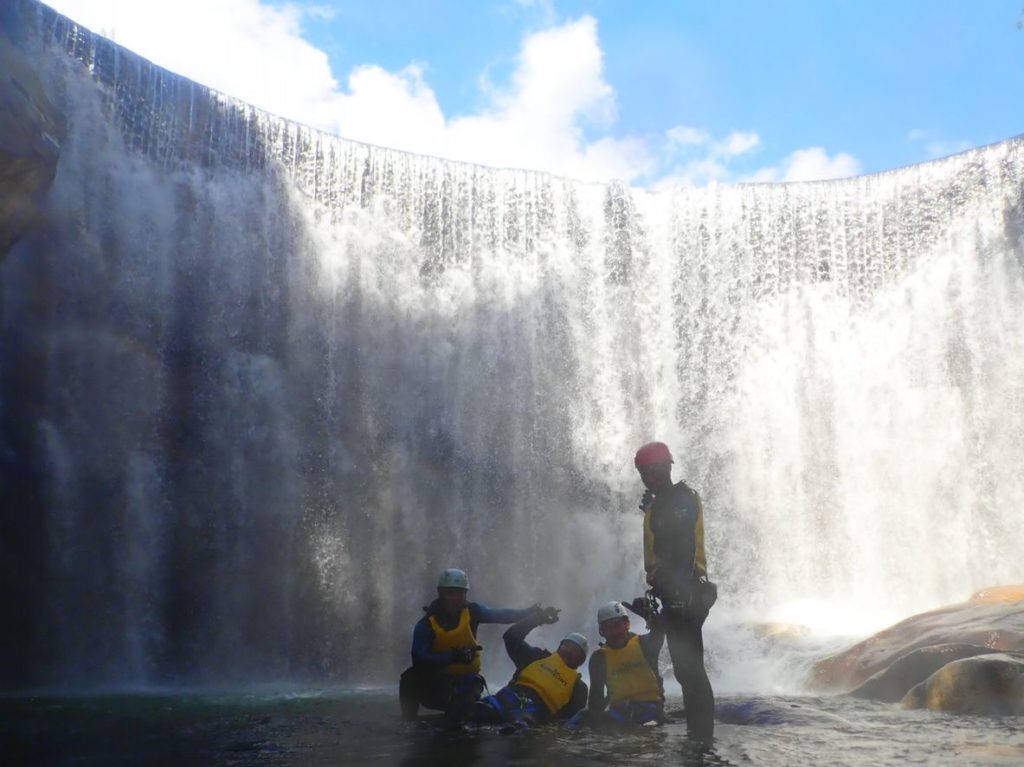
539 606 561 624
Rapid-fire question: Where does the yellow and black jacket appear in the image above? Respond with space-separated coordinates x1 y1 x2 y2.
642 481 707 599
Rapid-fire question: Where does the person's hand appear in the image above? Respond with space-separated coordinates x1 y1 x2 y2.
452 645 478 664
638 489 654 512
629 596 650 618
538 606 561 625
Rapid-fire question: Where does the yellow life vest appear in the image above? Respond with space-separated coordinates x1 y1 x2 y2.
602 635 662 704
428 607 481 675
515 653 580 714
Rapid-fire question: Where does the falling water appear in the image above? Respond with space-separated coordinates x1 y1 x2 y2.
2 1 1023 691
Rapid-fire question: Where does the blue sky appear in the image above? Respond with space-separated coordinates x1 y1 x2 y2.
46 0 1024 185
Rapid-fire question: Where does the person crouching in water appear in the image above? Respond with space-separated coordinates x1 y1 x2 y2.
469 608 589 726
573 600 665 727
399 568 548 724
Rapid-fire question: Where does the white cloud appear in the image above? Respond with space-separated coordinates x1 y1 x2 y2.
48 0 860 187
666 125 709 148
49 0 344 129
908 129 974 160
720 131 760 157
656 127 764 187
742 147 861 184
777 147 861 182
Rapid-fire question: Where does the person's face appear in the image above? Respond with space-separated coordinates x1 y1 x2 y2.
598 616 630 646
437 587 468 615
638 461 672 491
557 641 586 669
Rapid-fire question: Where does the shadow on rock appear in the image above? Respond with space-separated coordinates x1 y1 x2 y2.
809 584 1024 715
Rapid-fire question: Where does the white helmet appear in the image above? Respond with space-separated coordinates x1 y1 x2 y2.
597 601 630 624
561 632 589 657
437 568 469 590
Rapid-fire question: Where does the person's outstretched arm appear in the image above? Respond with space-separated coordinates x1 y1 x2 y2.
502 611 550 669
471 602 537 625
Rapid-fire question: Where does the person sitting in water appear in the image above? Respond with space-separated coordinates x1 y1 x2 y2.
469 609 589 726
573 599 665 727
399 568 549 724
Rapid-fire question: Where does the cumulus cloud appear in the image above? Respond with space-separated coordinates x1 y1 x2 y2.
657 126 764 187
908 130 974 160
48 0 860 186
49 0 345 130
746 147 861 183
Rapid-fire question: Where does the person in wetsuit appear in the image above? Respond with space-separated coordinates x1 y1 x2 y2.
399 568 552 724
634 441 717 743
469 609 588 726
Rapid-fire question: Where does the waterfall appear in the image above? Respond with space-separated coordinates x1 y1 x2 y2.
2 0 1023 689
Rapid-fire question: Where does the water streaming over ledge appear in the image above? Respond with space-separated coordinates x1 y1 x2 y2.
2 0 1023 689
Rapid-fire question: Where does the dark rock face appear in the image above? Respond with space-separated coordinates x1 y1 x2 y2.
0 36 62 259
900 653 1024 715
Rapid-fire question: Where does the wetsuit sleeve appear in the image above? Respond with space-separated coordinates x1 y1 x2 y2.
587 651 608 711
411 619 456 667
503 616 547 670
694 491 707 578
638 628 665 670
472 602 534 624
559 679 588 718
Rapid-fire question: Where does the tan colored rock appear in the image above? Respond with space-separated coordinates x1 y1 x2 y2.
810 584 1024 693
848 643 997 702
747 622 811 641
900 653 1024 715
0 35 63 258
970 585 1024 604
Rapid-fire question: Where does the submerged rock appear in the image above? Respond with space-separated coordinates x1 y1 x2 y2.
900 653 1024 715
810 584 1024 696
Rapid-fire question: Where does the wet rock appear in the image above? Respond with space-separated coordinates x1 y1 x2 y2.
848 643 1002 702
0 35 63 259
970 585 1024 604
900 653 1024 715
810 584 1024 693
747 622 811 641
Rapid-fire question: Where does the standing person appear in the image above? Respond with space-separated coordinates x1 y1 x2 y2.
399 568 551 725
634 441 717 743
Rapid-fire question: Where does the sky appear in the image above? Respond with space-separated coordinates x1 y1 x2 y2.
44 0 1024 187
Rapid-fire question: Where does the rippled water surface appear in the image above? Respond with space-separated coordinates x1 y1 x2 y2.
5 690 1023 766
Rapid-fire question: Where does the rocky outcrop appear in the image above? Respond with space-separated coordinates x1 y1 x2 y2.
810 585 1024 696
0 34 62 259
848 643 1000 702
900 653 1024 715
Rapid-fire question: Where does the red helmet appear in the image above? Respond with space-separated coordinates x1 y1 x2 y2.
634 441 673 468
